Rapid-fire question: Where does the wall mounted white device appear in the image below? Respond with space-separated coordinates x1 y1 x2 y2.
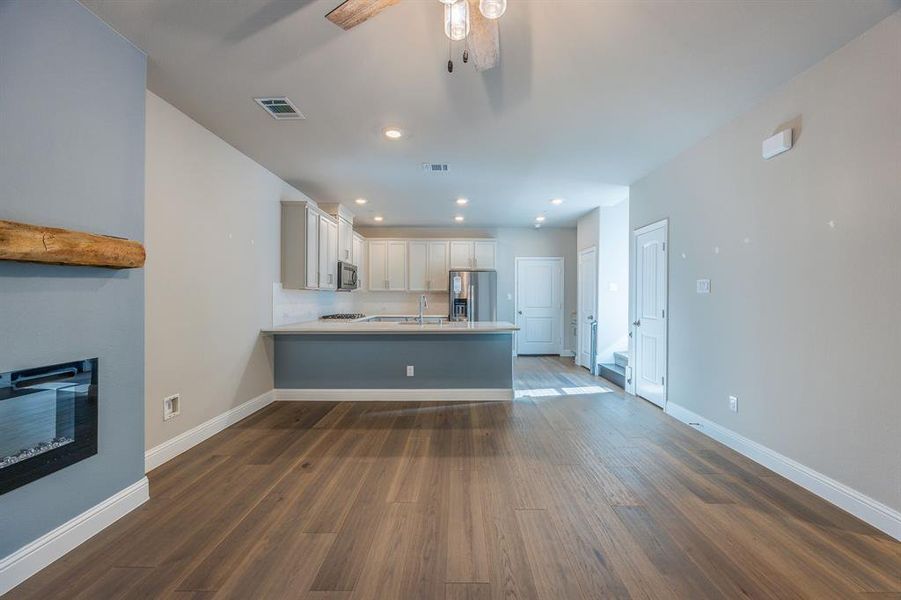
762 129 793 159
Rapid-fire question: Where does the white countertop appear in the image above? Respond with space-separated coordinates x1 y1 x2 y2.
262 316 518 335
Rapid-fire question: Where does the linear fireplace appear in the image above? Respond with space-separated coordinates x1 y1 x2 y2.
0 359 98 495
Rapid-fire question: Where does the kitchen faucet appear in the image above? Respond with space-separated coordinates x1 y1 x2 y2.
418 294 428 325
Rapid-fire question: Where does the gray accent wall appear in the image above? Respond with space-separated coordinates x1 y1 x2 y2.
629 12 900 512
274 334 514 389
0 1 146 555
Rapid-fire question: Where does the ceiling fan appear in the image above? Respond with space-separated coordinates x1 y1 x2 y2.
325 0 505 72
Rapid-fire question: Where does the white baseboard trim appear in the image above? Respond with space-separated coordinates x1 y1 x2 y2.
144 389 275 472
0 477 149 596
665 402 901 541
275 388 514 402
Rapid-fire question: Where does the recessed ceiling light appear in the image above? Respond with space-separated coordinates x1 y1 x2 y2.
354 198 367 205
454 215 465 222
535 216 546 222
383 127 403 139
534 224 542 229
550 198 564 205
456 198 468 205
373 216 384 222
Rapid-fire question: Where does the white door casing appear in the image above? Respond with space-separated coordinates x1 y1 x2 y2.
632 220 668 407
515 257 564 356
577 247 597 369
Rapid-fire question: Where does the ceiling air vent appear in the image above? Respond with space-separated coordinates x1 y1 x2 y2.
254 97 305 120
421 163 449 172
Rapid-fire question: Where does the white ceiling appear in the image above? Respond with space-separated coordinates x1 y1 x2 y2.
84 0 899 227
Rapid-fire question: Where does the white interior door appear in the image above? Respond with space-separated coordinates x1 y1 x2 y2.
516 258 563 355
633 221 667 407
577 248 597 368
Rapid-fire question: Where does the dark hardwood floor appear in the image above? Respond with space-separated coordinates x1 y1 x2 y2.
7 357 899 599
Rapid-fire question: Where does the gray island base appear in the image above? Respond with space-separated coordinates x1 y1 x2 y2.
266 321 517 401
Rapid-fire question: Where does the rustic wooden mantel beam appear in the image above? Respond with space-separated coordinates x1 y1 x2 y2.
0 219 145 269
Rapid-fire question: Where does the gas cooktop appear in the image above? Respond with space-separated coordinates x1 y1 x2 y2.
320 313 366 320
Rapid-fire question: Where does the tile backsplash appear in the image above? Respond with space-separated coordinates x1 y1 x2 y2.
272 283 450 326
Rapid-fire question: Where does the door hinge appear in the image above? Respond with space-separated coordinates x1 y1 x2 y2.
661 376 665 386
662 242 666 252
661 309 665 318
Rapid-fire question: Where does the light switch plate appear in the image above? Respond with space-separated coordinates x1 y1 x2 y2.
697 279 711 294
406 365 414 377
729 395 738 413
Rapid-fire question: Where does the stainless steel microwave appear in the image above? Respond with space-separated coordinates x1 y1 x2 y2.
337 261 359 290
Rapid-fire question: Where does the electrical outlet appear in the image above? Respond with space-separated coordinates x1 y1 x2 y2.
406 365 414 377
729 395 738 413
163 394 180 420
697 279 711 294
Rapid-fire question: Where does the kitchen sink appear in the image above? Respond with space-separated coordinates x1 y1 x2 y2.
397 319 445 325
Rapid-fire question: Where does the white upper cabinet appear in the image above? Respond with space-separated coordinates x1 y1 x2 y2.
386 241 407 290
368 240 408 291
449 241 474 269
473 241 496 269
352 233 364 267
427 241 449 291
305 209 319 289
368 240 388 291
352 233 364 288
338 217 353 263
281 201 324 290
408 241 428 291
449 240 496 269
318 214 338 290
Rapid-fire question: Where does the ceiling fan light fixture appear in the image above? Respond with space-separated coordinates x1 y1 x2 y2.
479 0 506 19
444 0 470 41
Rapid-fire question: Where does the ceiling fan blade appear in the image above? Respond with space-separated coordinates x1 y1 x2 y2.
326 0 400 30
466 0 499 71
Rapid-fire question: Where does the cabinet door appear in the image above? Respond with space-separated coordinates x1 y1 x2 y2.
387 241 407 291
305 209 319 288
338 218 353 263
474 241 496 269
327 219 339 288
352 234 363 267
318 217 330 289
427 241 449 291
368 241 387 291
449 241 473 269
352 234 364 288
408 241 428 291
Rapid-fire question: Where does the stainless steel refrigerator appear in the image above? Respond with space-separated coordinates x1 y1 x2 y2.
448 269 497 322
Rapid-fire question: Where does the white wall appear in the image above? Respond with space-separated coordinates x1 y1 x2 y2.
597 201 630 363
629 12 901 513
577 204 630 365
145 91 346 450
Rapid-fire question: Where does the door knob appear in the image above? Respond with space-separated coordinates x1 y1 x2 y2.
517 310 523 315
633 320 641 327
588 315 594 320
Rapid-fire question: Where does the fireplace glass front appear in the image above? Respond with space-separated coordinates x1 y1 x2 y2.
0 359 98 494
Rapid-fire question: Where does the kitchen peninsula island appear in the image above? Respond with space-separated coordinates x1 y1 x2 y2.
262 317 518 401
